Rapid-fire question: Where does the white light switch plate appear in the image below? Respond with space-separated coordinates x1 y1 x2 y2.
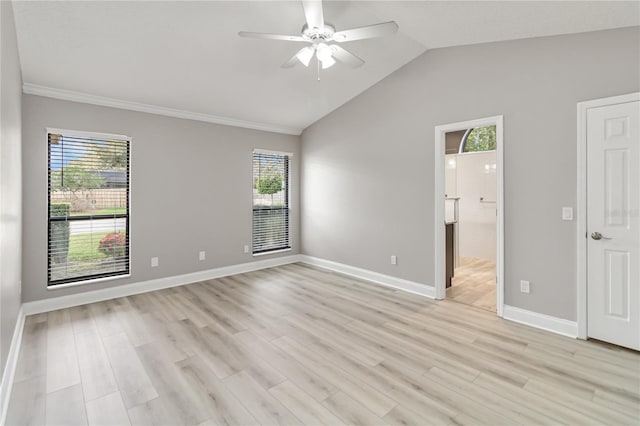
151 257 159 267
562 207 573 221
199 251 206 261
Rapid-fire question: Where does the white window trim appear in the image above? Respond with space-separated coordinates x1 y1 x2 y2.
47 127 132 143
251 148 292 255
47 274 132 290
252 248 292 257
253 148 293 157
46 127 132 288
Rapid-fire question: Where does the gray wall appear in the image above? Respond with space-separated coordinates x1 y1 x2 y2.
301 27 640 321
1 1 23 379
22 95 300 302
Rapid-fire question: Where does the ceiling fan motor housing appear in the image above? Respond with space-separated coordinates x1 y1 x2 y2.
302 24 335 42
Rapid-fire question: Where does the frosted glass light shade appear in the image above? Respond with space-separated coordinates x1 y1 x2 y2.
296 46 314 67
321 56 336 69
316 43 332 61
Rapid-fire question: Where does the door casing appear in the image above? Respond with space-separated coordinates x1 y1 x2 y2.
576 92 640 340
434 115 504 317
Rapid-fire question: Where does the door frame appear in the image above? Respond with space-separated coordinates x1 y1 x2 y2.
434 115 504 317
576 92 640 340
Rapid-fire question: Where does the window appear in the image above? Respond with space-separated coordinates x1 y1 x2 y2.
252 150 291 254
460 125 497 153
48 130 130 286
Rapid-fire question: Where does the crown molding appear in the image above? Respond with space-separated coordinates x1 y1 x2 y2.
22 83 303 136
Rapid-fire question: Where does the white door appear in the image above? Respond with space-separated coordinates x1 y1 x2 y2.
587 100 639 350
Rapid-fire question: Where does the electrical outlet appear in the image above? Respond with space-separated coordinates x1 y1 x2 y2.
199 251 206 261
391 255 397 265
151 257 159 267
244 245 249 254
520 280 530 294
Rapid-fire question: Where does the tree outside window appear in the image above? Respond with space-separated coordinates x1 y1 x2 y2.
461 125 496 152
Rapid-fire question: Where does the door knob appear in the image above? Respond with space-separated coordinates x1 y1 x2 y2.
591 232 612 241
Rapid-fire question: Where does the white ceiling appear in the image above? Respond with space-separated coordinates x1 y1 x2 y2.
12 1 640 134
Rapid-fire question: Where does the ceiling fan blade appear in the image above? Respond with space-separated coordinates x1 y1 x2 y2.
238 31 306 42
330 45 364 68
301 0 325 30
281 53 301 69
333 21 399 42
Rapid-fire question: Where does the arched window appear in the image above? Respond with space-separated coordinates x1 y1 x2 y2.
459 125 497 153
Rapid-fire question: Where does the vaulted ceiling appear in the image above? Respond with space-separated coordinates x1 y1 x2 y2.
12 1 640 134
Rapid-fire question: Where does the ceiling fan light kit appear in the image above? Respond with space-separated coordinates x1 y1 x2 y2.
239 0 398 77
296 46 315 67
321 55 336 70
315 42 335 68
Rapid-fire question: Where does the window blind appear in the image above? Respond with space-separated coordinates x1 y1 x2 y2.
48 132 130 286
252 151 290 254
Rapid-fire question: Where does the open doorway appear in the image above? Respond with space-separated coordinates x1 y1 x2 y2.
434 116 504 316
445 127 497 311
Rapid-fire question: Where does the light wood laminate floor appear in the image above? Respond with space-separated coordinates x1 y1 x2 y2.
7 263 640 425
447 257 496 312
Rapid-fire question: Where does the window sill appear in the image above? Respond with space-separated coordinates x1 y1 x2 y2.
252 248 292 257
47 273 131 290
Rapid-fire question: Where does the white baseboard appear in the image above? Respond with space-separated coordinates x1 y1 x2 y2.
298 255 435 299
22 254 434 316
503 304 578 338
0 307 25 425
23 255 302 315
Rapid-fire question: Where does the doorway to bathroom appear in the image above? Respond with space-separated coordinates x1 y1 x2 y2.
434 116 504 316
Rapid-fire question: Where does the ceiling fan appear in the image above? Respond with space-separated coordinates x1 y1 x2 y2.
238 0 398 74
